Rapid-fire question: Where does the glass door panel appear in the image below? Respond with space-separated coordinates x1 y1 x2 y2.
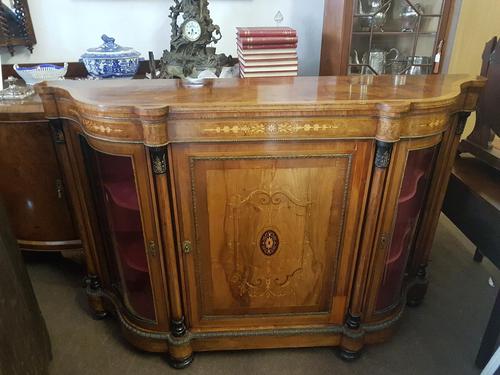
350 0 445 75
84 145 156 321
376 145 437 311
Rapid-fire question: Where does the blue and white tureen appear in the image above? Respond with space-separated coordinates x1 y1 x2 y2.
81 34 142 79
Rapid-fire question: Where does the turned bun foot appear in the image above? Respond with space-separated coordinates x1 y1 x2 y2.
407 265 428 307
406 297 423 307
91 310 108 320
339 347 362 361
166 354 194 369
407 281 428 308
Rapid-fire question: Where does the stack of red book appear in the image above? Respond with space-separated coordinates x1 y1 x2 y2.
236 27 298 78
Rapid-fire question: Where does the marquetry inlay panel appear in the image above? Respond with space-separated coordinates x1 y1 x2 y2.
186 153 352 320
169 118 377 142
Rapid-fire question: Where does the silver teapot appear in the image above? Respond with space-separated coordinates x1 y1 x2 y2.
354 48 400 75
400 2 424 32
358 0 392 31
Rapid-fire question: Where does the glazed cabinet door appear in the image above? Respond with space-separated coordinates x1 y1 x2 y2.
366 135 441 317
79 137 167 326
172 140 373 329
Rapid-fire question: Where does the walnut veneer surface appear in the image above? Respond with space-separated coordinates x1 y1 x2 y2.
42 74 480 107
0 94 43 113
36 75 484 368
0 95 81 251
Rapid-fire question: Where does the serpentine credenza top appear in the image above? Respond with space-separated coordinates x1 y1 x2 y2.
36 75 485 145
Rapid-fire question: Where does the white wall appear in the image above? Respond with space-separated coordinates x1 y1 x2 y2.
1 0 325 76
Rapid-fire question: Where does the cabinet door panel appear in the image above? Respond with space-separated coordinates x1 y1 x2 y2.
0 121 78 248
172 141 372 328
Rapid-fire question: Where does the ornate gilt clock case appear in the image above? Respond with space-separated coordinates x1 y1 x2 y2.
159 0 229 78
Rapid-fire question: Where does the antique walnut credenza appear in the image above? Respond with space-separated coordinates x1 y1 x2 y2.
36 75 484 368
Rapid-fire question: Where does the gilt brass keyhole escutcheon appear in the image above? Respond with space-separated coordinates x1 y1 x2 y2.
183 240 192 254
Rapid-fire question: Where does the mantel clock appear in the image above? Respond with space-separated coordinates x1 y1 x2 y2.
158 0 230 78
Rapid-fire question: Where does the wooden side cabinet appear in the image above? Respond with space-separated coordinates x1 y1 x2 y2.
0 100 81 251
36 75 484 368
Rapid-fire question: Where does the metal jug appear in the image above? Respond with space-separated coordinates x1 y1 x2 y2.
400 2 424 32
358 0 392 31
350 49 362 74
362 48 400 74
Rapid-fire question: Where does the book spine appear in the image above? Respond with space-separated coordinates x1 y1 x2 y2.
238 55 298 61
239 59 298 67
238 36 298 45
241 68 299 73
241 64 298 70
237 30 297 38
241 72 298 78
238 43 298 50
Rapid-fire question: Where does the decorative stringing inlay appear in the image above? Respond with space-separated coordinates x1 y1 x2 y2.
260 230 279 256
203 122 339 135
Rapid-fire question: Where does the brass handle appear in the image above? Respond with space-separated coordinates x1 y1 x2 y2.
55 179 64 199
183 240 192 254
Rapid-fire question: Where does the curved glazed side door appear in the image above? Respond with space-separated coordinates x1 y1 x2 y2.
364 134 442 319
171 140 373 330
73 133 169 329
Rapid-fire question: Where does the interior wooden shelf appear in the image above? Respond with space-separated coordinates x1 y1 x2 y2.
399 170 426 203
116 233 149 273
104 181 140 211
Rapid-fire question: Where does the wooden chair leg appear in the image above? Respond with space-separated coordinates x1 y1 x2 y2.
476 288 500 369
474 248 484 263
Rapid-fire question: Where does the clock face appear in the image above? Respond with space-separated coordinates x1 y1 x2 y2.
183 20 202 42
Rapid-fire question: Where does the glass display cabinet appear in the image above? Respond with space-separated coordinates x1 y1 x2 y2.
320 0 454 75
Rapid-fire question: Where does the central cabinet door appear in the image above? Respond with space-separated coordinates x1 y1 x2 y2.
172 140 373 329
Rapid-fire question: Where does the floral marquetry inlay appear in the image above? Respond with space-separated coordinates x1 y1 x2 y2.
419 118 447 129
405 115 449 135
203 122 340 136
81 118 124 135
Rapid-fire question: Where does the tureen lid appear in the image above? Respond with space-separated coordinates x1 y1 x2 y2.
81 34 141 59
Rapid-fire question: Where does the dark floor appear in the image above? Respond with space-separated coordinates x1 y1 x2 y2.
26 215 499 375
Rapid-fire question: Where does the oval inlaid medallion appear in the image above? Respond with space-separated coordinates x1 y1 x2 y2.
260 230 279 256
